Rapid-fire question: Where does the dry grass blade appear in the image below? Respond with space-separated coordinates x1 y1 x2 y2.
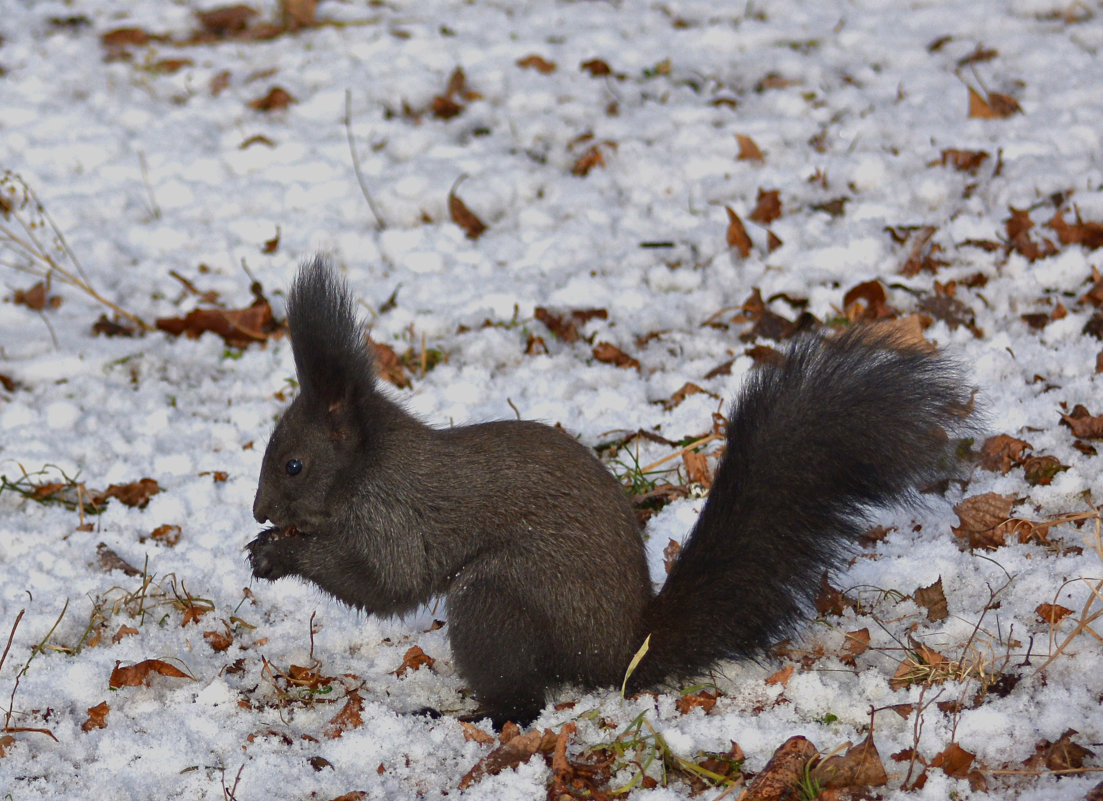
1033 511 1103 676
0 171 152 331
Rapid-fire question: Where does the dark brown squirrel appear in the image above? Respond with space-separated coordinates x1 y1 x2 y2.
249 257 978 727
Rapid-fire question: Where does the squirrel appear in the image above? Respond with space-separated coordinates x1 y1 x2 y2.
249 257 977 727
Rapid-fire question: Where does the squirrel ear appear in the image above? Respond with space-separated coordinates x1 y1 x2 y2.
286 257 378 409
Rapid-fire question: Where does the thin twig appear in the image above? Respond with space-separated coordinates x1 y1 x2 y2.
344 89 387 229
639 434 723 474
0 172 153 331
0 609 24 675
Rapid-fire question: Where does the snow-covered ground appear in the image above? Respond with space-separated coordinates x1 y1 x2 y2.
1 1 1102 798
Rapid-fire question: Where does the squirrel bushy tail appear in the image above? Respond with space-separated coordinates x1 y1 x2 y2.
626 329 976 692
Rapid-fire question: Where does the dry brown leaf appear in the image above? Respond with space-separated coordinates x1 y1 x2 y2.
109 658 192 688
815 574 856 617
813 733 888 789
914 577 949 622
248 86 295 112
979 434 1033 474
662 538 681 575
1048 209 1103 249
13 281 61 311
580 58 613 76
145 524 181 547
196 5 258 36
448 189 487 239
0 734 16 756
156 296 275 348
743 736 818 800
662 382 709 410
111 625 138 644
952 492 1015 548
674 689 718 715
81 701 110 732
203 628 234 652
571 144 606 176
1036 603 1074 626
749 188 782 224
592 342 640 370
394 645 434 676
843 280 895 321
682 450 712 489
1022 454 1067 486
95 478 161 509
368 340 410 389
516 54 556 73
1027 729 1095 771
96 543 142 576
968 86 1021 119
725 206 752 257
931 742 975 779
1060 404 1103 439
281 0 317 30
533 307 607 343
935 148 990 174
735 133 764 161
460 720 496 745
840 628 871 666
325 690 364 738
765 663 794 686
459 729 546 789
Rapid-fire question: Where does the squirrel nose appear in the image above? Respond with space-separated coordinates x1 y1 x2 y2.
252 496 271 524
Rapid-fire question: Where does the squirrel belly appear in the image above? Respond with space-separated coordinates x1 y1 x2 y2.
249 257 978 727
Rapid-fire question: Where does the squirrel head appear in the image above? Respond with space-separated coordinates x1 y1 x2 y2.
252 258 380 531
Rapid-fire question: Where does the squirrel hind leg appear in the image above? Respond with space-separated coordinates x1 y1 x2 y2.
446 583 553 729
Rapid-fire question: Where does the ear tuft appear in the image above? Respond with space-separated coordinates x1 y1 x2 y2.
286 257 377 407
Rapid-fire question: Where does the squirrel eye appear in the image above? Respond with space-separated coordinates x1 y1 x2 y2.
285 459 303 476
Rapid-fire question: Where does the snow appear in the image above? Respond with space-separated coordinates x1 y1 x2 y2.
1 0 1102 799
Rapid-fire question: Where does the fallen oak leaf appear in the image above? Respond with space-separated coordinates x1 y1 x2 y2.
109 658 193 688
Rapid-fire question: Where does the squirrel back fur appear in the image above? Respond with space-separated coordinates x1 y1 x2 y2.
250 258 977 726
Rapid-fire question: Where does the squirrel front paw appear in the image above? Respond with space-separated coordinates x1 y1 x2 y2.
247 526 300 580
